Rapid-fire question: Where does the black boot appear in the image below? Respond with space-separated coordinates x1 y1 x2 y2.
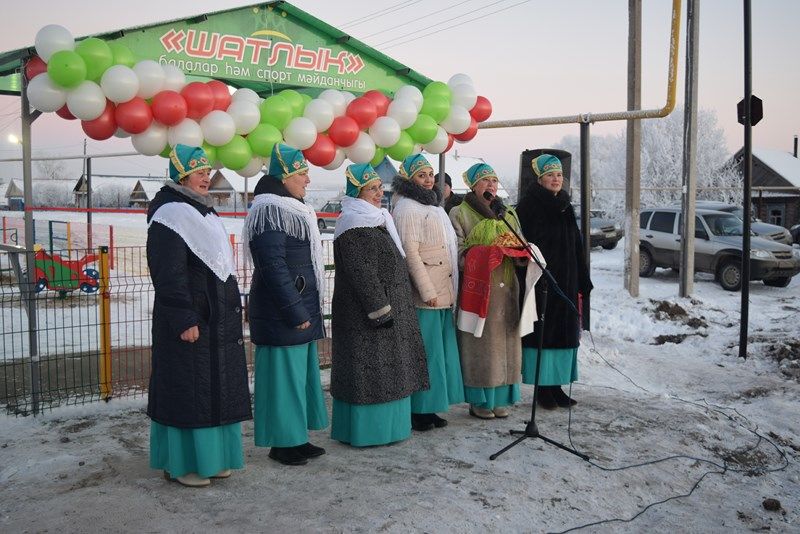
296 442 326 458
411 413 434 431
552 386 578 408
268 446 308 466
536 386 558 410
429 413 448 428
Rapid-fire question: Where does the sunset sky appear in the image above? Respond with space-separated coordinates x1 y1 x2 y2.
0 0 797 189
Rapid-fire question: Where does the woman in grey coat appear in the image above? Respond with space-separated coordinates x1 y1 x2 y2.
330 163 429 447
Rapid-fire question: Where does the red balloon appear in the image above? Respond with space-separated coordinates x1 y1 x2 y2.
55 104 77 120
345 97 378 129
25 56 47 81
206 80 232 111
115 97 153 134
469 95 492 122
180 81 214 119
81 101 117 140
151 90 188 126
452 117 478 143
327 116 360 147
444 133 454 153
303 134 336 166
363 90 390 117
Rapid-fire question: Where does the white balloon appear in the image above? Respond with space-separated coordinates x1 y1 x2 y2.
394 85 423 112
131 123 168 156
161 64 186 92
27 73 67 112
168 118 203 147
283 117 317 150
341 91 356 105
231 87 260 105
133 60 165 99
35 24 74 62
387 98 418 130
447 73 475 89
323 148 346 170
440 105 471 135
237 157 265 178
226 100 261 135
422 126 449 154
113 128 130 139
451 83 478 110
345 132 376 164
319 89 346 117
368 116 401 148
302 98 334 132
66 81 106 120
100 65 139 104
200 110 236 146
410 144 423 156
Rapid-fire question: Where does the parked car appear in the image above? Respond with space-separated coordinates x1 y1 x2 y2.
639 207 800 290
317 199 342 230
575 210 625 250
692 201 793 244
791 223 800 245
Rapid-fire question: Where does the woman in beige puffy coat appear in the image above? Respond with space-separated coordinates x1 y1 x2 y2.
392 154 465 431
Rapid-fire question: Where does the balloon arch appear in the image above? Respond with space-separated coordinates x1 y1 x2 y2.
26 23 493 177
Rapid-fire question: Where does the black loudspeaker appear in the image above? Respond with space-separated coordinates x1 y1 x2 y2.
518 148 572 197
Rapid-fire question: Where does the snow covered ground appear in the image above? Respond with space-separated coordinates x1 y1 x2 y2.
1 234 799 532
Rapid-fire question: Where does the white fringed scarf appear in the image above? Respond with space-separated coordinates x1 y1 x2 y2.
333 196 406 257
243 193 325 312
149 202 237 282
392 196 459 301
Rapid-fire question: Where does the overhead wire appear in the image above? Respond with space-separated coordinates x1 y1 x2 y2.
380 0 532 49
339 0 425 29
357 0 477 40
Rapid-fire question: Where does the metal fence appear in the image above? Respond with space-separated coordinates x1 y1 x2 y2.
0 241 335 415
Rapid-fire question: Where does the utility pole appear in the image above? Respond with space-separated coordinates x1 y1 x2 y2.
624 0 642 296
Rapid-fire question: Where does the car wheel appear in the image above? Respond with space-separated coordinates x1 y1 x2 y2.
717 260 742 291
602 241 618 250
763 277 791 288
317 219 326 231
639 249 656 277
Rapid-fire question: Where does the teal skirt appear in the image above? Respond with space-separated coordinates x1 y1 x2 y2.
254 342 329 448
464 384 521 410
521 347 579 386
411 308 465 413
331 396 411 447
150 421 244 478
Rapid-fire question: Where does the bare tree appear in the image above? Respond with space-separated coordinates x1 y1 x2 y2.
36 159 68 181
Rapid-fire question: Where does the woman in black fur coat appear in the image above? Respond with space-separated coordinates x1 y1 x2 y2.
515 154 592 409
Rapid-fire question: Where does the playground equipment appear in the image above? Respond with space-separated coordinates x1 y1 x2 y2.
30 245 99 296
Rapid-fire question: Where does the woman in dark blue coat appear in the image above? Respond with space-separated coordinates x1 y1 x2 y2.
244 143 328 466
147 144 251 487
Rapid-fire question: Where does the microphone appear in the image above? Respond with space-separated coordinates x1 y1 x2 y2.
483 191 507 219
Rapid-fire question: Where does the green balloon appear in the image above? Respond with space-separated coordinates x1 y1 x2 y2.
279 89 305 117
47 50 87 88
386 131 414 161
259 95 293 130
218 135 253 170
159 145 172 158
370 147 385 167
300 93 312 107
75 38 113 82
108 42 136 68
406 114 438 144
420 96 450 124
423 81 451 102
247 123 283 158
202 143 218 166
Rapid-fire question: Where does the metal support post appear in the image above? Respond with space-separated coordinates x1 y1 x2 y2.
624 0 643 297
579 121 591 329
98 246 112 400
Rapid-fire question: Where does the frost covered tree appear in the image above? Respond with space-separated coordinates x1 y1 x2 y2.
35 159 68 181
556 107 741 217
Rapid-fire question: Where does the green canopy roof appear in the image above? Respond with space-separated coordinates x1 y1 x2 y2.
0 1 431 97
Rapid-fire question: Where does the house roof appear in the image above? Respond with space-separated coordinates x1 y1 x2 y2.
752 148 800 189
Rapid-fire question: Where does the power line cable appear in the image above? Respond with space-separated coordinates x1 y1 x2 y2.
339 0 424 29
381 0 532 49
358 0 477 40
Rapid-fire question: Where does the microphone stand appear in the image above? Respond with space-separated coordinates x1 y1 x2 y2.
484 195 588 462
